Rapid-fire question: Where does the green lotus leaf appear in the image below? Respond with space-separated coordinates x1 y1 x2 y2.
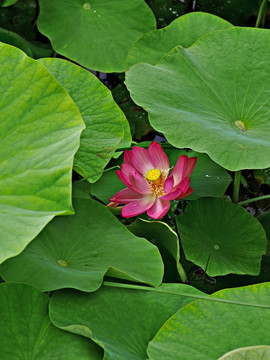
218 345 270 360
0 197 163 291
0 27 32 56
37 0 156 72
1 0 19 7
0 0 38 40
128 218 182 282
258 211 270 241
126 28 270 171
39 58 131 183
0 43 84 264
176 198 267 276
0 283 103 360
49 283 203 360
126 12 232 68
147 282 270 360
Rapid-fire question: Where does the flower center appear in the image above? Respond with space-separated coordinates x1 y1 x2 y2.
145 169 167 197
146 168 161 181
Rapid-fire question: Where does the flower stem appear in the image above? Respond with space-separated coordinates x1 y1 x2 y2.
238 194 270 206
103 281 270 309
255 0 268 27
232 170 241 203
169 207 188 283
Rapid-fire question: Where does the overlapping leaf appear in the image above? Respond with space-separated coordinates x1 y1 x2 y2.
126 12 232 68
37 0 156 72
0 283 103 359
49 283 203 360
126 28 270 170
218 346 270 360
0 43 84 264
147 283 270 360
128 218 182 282
0 197 163 291
39 58 131 183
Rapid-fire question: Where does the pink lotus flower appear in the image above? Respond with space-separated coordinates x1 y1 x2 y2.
109 142 197 219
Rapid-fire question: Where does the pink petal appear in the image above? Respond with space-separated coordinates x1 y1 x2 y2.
169 155 188 188
184 157 197 178
132 171 152 194
116 170 132 189
122 194 156 218
147 198 171 219
148 142 169 171
160 177 190 200
131 146 154 175
110 188 144 204
124 150 133 166
176 187 194 200
164 176 174 194
118 164 150 194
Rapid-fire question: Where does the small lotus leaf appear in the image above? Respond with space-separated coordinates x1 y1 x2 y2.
176 198 266 276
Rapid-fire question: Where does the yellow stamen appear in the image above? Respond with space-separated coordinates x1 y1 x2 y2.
146 169 167 197
146 168 161 181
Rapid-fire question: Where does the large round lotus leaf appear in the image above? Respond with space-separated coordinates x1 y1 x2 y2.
0 197 163 291
128 218 181 282
218 346 270 360
176 198 266 276
126 12 232 68
147 283 270 360
0 43 84 264
0 283 103 359
39 58 131 183
49 283 203 360
126 28 270 171
37 0 156 72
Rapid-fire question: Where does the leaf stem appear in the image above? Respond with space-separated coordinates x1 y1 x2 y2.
232 170 241 203
238 194 270 206
255 0 268 27
169 207 188 283
103 281 270 309
177 261 187 283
